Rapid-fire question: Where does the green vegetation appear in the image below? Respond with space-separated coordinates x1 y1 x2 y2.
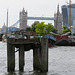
62 26 71 34
35 22 57 35
31 21 39 32
72 33 75 36
24 26 32 32
25 21 57 36
24 21 39 32
44 23 57 34
35 22 45 36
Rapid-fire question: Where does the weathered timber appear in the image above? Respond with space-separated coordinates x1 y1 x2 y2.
33 46 40 70
7 38 40 44
19 45 25 71
33 38 48 72
40 38 48 72
7 43 15 72
7 37 48 72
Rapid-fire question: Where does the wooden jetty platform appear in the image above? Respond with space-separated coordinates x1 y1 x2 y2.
7 37 48 72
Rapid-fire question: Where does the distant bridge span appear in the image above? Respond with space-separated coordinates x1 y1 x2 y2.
28 17 56 20
0 16 56 34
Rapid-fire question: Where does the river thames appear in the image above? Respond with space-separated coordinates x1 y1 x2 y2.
0 42 75 75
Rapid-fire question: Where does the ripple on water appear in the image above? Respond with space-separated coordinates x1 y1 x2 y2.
0 42 75 75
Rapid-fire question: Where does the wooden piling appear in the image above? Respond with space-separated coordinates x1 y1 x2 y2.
40 38 48 72
33 47 40 71
33 38 48 72
7 37 48 72
19 45 25 72
7 43 15 72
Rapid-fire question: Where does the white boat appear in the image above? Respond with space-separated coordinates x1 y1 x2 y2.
2 34 7 42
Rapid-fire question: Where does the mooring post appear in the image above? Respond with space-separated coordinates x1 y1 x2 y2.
33 38 41 71
7 38 15 72
33 38 48 72
40 38 48 72
33 47 40 71
19 45 25 72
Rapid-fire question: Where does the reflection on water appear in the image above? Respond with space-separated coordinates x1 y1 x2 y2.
5 71 47 75
0 42 75 75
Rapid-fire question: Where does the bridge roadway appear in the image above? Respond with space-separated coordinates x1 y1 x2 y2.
28 16 56 20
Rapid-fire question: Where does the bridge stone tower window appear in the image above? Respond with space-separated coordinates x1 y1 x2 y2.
54 4 63 34
19 8 27 30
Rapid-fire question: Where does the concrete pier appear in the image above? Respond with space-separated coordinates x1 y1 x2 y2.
7 37 48 72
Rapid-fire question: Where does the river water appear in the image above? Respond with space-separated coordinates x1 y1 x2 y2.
0 42 75 75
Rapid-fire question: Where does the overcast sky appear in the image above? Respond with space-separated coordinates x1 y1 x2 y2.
0 0 75 27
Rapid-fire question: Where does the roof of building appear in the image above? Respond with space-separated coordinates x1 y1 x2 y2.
62 4 75 8
68 4 75 8
2 23 6 29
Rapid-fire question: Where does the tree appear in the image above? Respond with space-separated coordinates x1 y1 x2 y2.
35 22 46 36
52 28 58 33
31 21 39 32
24 26 32 32
62 26 71 34
44 23 57 34
35 22 57 36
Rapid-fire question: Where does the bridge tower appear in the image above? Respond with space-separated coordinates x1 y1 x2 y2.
54 4 63 34
19 8 27 30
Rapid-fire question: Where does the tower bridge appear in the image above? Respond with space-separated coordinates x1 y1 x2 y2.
0 6 62 34
19 7 62 34
19 8 58 30
27 16 56 20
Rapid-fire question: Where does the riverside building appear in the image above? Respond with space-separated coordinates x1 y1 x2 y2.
62 4 75 33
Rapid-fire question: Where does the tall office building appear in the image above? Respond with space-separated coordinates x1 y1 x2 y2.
62 4 75 33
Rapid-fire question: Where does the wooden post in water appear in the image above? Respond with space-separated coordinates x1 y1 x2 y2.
33 46 40 71
7 39 15 72
33 38 48 72
19 45 25 72
33 38 40 71
7 37 48 72
40 38 48 72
